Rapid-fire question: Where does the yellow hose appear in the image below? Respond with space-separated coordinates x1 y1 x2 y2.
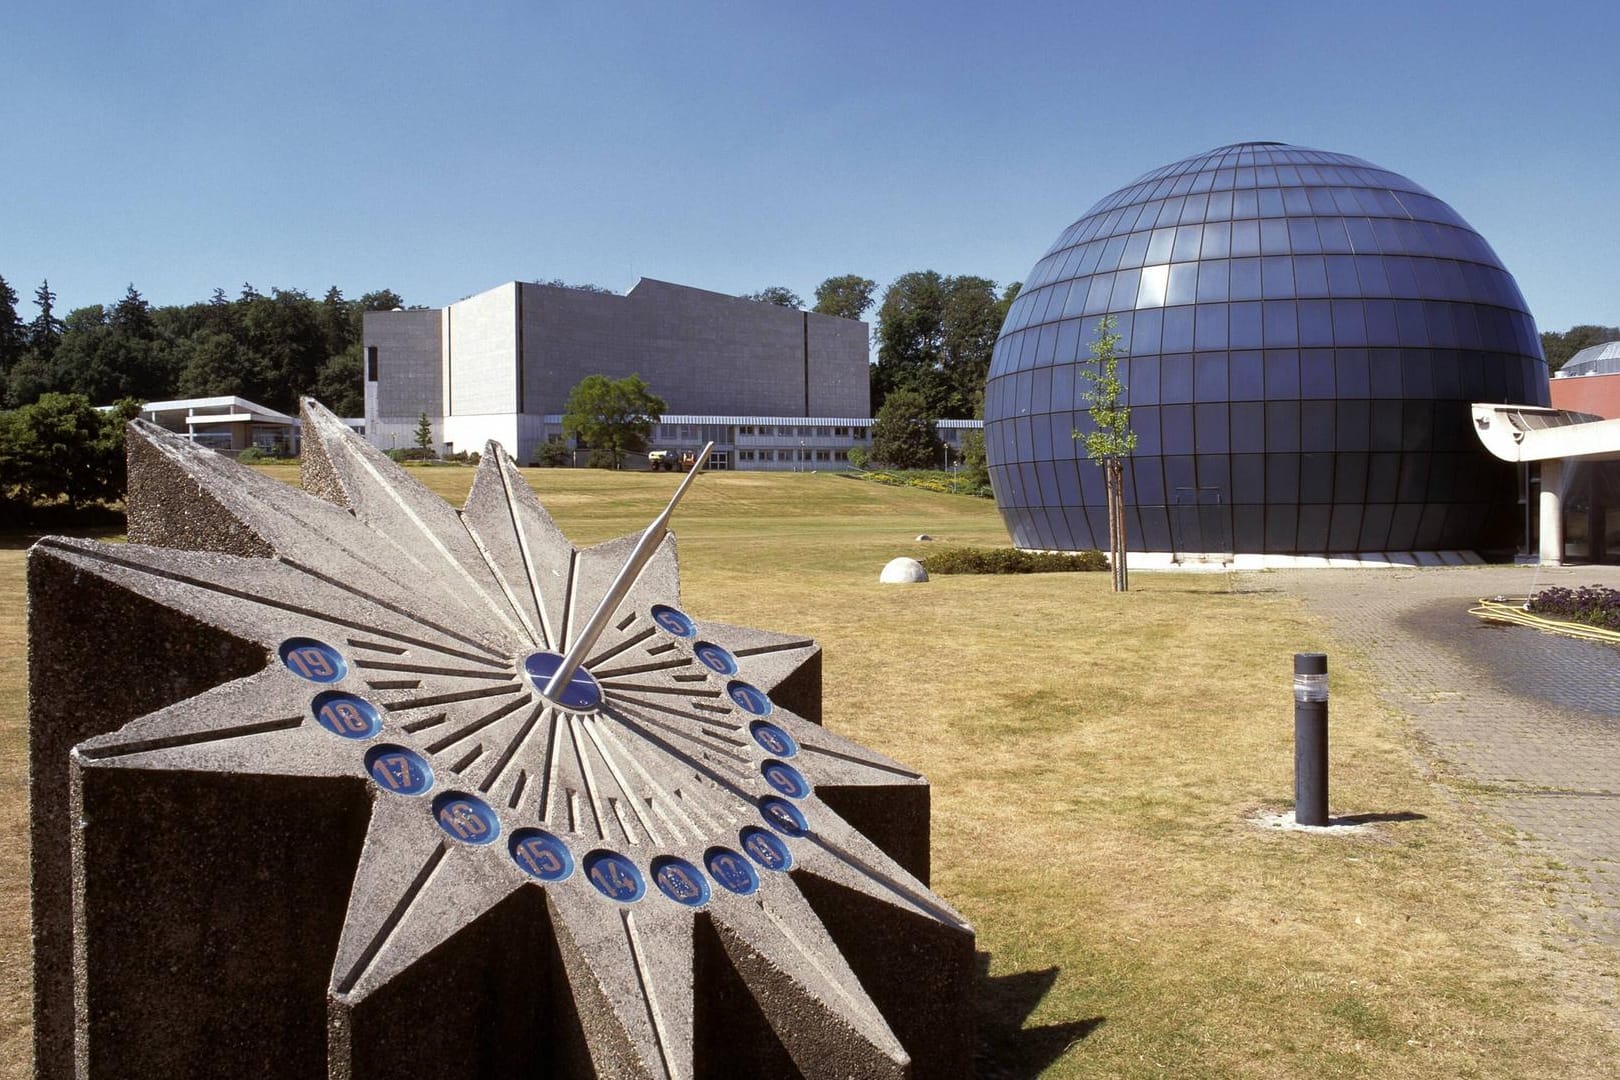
1469 597 1620 644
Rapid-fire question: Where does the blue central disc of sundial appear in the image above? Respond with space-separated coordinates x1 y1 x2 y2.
522 650 603 710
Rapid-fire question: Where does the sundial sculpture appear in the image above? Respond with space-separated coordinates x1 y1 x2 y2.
28 401 975 1079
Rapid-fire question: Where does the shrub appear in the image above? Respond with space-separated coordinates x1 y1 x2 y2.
387 447 436 463
1528 585 1620 631
846 445 868 470
0 393 137 515
958 429 988 489
586 448 620 470
838 467 992 498
236 446 267 463
535 442 572 468
919 546 1108 575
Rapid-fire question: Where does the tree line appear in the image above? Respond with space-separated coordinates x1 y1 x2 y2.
4 268 1605 425
1542 325 1620 372
742 272 1022 420
0 274 410 416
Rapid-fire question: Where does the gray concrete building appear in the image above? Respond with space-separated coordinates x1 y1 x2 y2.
363 278 872 465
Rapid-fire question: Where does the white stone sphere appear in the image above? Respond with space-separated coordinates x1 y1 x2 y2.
880 557 929 584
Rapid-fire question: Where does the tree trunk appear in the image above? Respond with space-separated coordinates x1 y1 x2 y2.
1107 462 1118 592
1117 459 1129 592
1107 459 1129 593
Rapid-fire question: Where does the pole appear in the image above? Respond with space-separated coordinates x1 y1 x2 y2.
1293 652 1329 826
541 441 715 700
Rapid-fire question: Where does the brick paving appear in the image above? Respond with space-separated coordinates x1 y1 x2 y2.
1244 563 1620 951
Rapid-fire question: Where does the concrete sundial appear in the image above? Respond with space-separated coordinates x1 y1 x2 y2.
28 401 975 1079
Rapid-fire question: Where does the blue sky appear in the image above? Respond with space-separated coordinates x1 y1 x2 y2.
4 0 1616 333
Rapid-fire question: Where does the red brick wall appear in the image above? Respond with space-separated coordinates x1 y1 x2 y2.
1550 373 1620 419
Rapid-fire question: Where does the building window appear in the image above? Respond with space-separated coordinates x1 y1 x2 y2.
833 426 849 437
815 450 831 461
817 427 832 438
738 425 754 436
739 450 755 461
366 346 378 381
834 450 849 462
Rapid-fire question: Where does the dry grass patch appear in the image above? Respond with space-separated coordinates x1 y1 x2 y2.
0 468 1615 1077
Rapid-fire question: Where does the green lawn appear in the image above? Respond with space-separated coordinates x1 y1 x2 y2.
1 465 1615 1077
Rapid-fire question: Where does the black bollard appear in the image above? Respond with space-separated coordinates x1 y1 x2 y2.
1293 652 1329 826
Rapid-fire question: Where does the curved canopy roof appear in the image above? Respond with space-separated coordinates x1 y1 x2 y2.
1472 403 1620 463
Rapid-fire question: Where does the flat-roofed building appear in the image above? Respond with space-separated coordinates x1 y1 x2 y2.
137 396 301 454
363 278 872 465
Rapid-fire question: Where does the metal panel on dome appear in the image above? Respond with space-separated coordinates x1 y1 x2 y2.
985 141 1549 556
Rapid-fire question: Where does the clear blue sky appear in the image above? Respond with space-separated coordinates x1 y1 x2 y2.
4 0 1616 334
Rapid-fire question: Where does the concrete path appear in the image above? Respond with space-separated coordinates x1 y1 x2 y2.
1246 563 1620 954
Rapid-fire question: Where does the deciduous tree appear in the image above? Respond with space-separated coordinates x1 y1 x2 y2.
1542 324 1620 372
873 272 1018 418
0 392 137 510
812 275 876 322
1074 316 1137 592
740 286 803 309
561 373 667 470
868 387 941 469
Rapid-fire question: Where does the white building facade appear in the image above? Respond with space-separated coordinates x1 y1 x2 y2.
363 279 886 467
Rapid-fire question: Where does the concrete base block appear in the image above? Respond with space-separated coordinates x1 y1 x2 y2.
29 399 974 1079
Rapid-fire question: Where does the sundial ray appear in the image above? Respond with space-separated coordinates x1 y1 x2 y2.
127 420 516 639
30 399 976 1079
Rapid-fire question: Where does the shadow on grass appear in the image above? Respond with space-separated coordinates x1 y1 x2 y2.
1333 811 1427 826
1 506 126 549
975 953 1103 1079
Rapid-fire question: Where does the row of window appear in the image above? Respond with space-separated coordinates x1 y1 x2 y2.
1111 149 1391 194
1050 183 1464 260
651 426 970 443
996 497 1501 556
987 351 1546 413
1092 162 1419 211
1015 256 1524 335
732 425 859 438
1138 145 1372 177
989 400 1489 462
1023 218 1503 299
1036 193 1470 281
995 298 1541 370
1075 159 1413 222
992 450 1511 510
736 449 850 462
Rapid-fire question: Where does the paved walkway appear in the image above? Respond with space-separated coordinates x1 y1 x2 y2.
1246 564 1620 953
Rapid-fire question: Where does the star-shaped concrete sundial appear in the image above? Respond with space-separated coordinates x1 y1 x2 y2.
27 401 975 1080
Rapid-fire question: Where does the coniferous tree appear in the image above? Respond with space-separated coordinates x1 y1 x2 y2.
28 280 64 360
110 284 155 338
0 275 23 375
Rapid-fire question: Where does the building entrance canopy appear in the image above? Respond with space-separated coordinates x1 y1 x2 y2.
1472 403 1620 564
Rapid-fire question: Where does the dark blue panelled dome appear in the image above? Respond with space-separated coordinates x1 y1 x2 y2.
984 141 1549 555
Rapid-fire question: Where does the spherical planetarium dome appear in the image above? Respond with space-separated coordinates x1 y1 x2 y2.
984 141 1549 556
